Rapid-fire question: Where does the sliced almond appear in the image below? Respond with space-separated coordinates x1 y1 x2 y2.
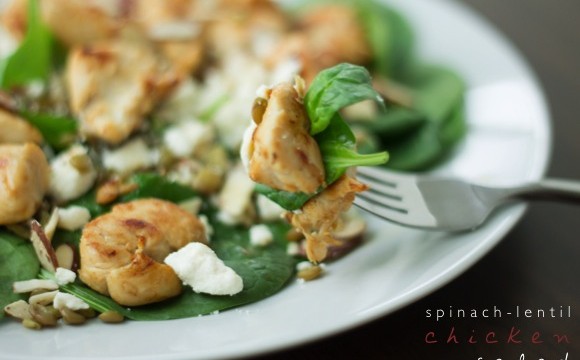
30 220 59 272
12 279 59 294
44 208 60 242
29 290 58 306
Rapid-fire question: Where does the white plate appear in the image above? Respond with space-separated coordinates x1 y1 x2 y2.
0 0 551 359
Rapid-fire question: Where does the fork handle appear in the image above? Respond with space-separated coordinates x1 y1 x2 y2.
494 178 580 204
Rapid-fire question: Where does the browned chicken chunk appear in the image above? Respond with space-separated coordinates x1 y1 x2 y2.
0 143 50 225
78 198 206 306
0 109 42 144
286 174 368 263
248 82 325 194
267 5 371 84
66 37 177 144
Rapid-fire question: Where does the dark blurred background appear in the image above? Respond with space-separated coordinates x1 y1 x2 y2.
252 0 580 358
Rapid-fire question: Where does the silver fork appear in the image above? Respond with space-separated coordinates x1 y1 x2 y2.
354 166 580 231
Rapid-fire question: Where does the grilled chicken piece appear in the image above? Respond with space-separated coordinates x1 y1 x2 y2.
205 0 289 58
0 109 42 144
0 143 50 225
248 82 325 194
128 0 205 77
66 37 177 144
267 5 371 84
286 175 368 263
41 0 120 46
78 198 206 306
1 0 119 44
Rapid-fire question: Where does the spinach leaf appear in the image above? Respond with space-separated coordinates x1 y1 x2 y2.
305 63 385 135
121 172 198 203
20 111 77 150
256 64 388 210
363 65 466 171
69 172 199 218
355 0 415 78
405 65 465 125
0 0 54 89
0 231 40 319
293 0 415 78
316 114 388 183
49 172 297 320
45 220 296 320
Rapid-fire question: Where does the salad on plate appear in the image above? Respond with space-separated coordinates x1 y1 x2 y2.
0 0 466 328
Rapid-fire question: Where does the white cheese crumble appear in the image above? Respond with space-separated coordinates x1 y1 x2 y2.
255 84 272 99
163 121 214 157
198 215 214 242
53 292 89 311
218 165 256 225
48 145 97 202
249 224 273 247
240 120 256 173
296 261 314 272
256 194 285 221
102 138 157 174
57 205 91 231
164 243 243 296
54 267 76 286
286 242 301 256
148 21 201 41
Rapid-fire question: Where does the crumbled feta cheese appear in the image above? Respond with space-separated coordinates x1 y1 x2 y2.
271 58 302 85
256 195 285 221
53 292 90 311
163 121 214 157
49 145 97 202
54 267 76 286
296 261 314 272
164 243 243 296
207 55 270 149
198 215 213 242
240 120 257 173
249 224 273 247
178 197 203 215
157 79 201 122
102 138 157 174
218 165 256 224
57 205 91 231
148 21 201 41
0 26 17 59
255 85 272 99
286 242 301 256
216 210 238 225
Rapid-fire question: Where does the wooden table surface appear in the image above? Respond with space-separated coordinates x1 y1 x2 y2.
252 0 580 359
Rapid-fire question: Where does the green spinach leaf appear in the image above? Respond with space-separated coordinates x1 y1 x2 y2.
0 231 40 319
363 65 466 171
45 220 296 320
69 172 199 218
49 172 297 320
20 111 77 150
0 0 54 89
305 63 385 135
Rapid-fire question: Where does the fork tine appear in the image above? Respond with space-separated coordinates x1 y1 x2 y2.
353 197 411 226
357 189 406 212
356 167 403 202
355 167 446 229
356 166 398 187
